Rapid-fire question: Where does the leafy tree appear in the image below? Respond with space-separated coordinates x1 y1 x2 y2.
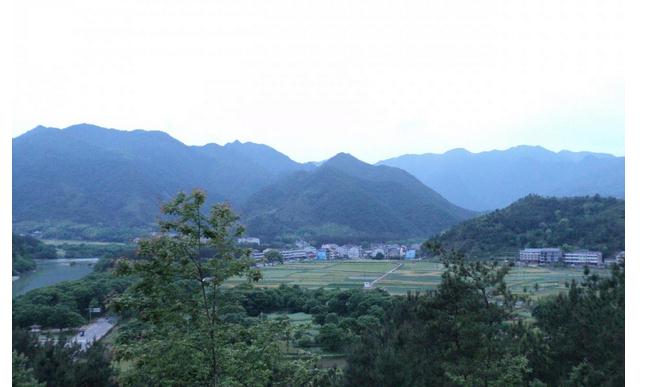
263 249 283 264
112 190 324 386
345 247 529 386
12 350 44 387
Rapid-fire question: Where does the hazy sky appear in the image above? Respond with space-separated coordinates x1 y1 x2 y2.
12 0 623 163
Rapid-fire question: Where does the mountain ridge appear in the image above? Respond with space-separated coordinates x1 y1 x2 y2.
378 146 624 211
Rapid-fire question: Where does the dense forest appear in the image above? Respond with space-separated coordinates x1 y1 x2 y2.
12 234 57 275
242 153 474 243
434 195 625 258
12 191 624 386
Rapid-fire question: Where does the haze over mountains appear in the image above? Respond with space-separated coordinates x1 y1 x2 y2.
12 124 624 242
379 146 624 211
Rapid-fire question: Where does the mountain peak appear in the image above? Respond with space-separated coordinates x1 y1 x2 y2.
325 152 365 166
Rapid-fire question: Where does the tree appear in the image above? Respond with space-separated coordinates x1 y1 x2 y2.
345 247 531 386
12 351 44 387
112 190 324 386
264 249 283 265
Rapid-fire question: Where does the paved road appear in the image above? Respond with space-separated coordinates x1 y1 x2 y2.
68 317 115 350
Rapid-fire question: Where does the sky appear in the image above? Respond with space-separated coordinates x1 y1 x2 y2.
11 0 623 163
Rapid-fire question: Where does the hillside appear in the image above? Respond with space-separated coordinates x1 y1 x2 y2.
378 146 624 211
241 153 475 243
433 195 625 258
12 124 307 240
12 234 58 275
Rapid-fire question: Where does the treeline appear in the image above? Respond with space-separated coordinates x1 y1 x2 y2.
435 195 625 258
12 234 57 275
58 242 135 259
13 329 116 387
343 252 624 386
13 271 134 329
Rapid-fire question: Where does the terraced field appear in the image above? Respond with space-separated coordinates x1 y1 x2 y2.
228 260 610 296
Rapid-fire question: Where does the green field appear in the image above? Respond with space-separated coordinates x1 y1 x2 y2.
229 260 609 297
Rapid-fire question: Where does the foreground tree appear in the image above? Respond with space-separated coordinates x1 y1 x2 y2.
345 247 532 386
113 190 329 386
532 264 624 386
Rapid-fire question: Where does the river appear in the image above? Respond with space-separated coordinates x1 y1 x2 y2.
12 258 99 298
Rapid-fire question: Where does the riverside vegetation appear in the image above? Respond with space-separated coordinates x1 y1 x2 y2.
12 191 624 386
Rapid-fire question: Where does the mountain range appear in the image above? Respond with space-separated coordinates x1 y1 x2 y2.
12 124 624 243
12 124 471 242
378 146 624 211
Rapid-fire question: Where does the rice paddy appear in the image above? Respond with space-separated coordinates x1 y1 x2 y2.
228 260 609 296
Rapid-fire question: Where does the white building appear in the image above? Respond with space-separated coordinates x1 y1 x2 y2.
347 246 362 259
519 248 562 264
563 250 603 266
238 237 261 245
281 249 309 260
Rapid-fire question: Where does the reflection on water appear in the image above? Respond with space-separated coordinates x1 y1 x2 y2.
12 259 98 298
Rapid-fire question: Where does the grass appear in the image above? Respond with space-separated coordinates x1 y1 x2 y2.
228 260 610 297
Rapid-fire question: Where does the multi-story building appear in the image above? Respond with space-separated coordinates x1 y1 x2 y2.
519 248 563 264
347 246 362 259
386 245 402 259
281 249 309 260
563 250 603 266
237 237 261 245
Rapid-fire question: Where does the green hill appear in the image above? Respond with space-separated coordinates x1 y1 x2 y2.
433 195 624 258
12 124 309 240
241 153 475 244
12 234 58 275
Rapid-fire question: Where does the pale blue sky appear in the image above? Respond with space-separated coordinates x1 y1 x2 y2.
12 0 623 163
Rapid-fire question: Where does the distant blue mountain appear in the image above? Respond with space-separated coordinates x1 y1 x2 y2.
377 146 624 211
12 124 308 240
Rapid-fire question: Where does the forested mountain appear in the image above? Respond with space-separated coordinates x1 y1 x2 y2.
241 153 475 243
378 146 624 211
12 124 308 240
433 195 625 258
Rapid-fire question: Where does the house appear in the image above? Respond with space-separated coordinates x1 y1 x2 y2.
347 246 362 259
404 249 416 260
615 251 625 265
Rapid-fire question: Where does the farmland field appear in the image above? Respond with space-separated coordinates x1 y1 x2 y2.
228 260 610 297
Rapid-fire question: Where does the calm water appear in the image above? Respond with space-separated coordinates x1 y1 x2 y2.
12 258 98 298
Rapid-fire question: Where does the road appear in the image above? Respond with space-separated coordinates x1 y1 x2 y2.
367 263 403 288
68 317 115 350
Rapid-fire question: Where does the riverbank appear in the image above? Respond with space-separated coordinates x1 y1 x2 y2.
12 258 99 297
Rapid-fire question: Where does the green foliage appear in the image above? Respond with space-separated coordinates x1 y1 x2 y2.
531 265 624 385
112 191 330 386
12 329 116 387
12 350 44 387
243 153 474 243
12 234 58 275
12 272 134 328
345 249 530 386
263 249 283 264
435 195 624 258
13 124 308 241
58 242 134 259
